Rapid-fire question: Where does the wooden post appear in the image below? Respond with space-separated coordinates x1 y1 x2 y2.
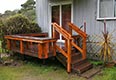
52 26 56 38
20 41 24 54
67 39 71 73
82 37 86 59
38 43 43 59
7 39 11 50
65 40 67 51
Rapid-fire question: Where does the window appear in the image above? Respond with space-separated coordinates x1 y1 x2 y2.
97 0 116 20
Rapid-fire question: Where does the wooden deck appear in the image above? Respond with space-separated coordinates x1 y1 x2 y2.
5 33 57 59
4 23 93 74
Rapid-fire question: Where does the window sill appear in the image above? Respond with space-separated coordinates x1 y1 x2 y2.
96 17 116 21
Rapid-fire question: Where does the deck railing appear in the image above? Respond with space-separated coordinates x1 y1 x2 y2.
5 33 56 59
52 23 87 73
68 23 87 59
52 23 72 73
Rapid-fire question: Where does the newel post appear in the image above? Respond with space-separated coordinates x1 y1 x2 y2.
67 39 72 73
82 37 86 59
52 24 56 38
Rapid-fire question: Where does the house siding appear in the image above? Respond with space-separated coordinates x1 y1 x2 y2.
36 0 116 36
36 0 49 33
73 0 116 35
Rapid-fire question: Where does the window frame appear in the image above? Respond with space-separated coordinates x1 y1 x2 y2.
97 0 116 20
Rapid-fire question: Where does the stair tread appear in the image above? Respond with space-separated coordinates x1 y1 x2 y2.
71 52 81 57
71 58 84 64
72 61 93 71
81 67 101 78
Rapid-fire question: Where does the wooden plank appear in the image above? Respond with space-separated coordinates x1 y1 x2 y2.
7 39 11 50
67 39 71 73
38 43 43 59
71 42 83 53
44 43 49 58
56 45 68 58
20 41 24 54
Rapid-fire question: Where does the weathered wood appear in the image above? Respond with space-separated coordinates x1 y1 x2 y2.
5 33 56 59
68 23 87 38
44 43 49 58
38 43 42 58
55 45 68 58
17 33 48 37
7 39 11 50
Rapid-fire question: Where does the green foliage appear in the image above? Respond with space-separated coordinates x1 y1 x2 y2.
0 14 41 49
21 0 35 10
19 0 36 22
95 31 115 64
20 9 36 22
3 14 41 35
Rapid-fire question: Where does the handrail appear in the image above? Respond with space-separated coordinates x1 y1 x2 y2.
52 23 72 73
68 22 87 59
52 23 72 39
68 23 87 38
52 22 87 72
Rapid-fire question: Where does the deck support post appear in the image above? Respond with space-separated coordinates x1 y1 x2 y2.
38 43 42 59
67 39 71 73
82 37 86 59
20 41 24 54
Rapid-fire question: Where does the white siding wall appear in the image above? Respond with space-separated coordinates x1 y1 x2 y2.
36 0 49 33
36 0 116 36
73 0 116 35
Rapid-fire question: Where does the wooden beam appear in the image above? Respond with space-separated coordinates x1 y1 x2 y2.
20 41 24 54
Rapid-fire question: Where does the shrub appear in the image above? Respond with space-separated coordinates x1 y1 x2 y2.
0 14 41 49
3 14 41 35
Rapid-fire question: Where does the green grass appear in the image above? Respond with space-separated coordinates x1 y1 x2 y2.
93 67 116 80
0 60 85 80
0 56 116 80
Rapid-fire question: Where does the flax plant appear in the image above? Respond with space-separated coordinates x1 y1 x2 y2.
98 31 114 63
98 20 114 63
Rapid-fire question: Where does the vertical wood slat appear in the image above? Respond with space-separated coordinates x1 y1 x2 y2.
13 40 16 49
38 43 42 58
53 41 56 56
30 42 33 49
44 43 49 58
7 39 11 50
67 39 71 73
20 41 24 54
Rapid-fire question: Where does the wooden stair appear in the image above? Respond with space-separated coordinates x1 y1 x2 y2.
56 49 93 74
